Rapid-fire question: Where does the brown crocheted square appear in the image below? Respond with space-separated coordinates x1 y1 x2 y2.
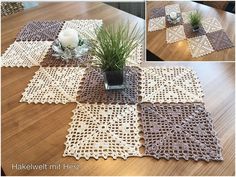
40 49 93 67
150 7 165 19
206 30 234 51
16 21 64 41
140 102 223 161
183 23 206 38
77 67 141 104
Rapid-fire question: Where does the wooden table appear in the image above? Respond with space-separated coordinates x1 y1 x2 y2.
1 2 235 176
147 1 235 61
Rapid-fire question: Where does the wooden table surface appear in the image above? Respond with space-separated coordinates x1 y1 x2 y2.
1 2 235 176
146 1 235 61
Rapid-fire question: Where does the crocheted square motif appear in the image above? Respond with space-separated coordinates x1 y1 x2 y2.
16 21 64 41
166 25 186 44
40 48 93 67
149 7 165 19
183 23 206 39
61 20 103 39
20 67 85 104
140 67 204 103
148 17 166 32
77 67 141 104
165 4 181 15
140 102 223 161
187 35 214 58
201 17 223 33
206 30 234 51
63 103 141 160
1 41 52 68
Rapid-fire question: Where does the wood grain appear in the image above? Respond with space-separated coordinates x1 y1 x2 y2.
147 1 235 61
1 2 235 176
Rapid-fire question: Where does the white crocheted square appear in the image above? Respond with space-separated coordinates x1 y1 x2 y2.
201 17 223 33
187 35 214 58
1 41 52 68
140 67 204 103
148 17 166 32
61 19 103 39
20 67 85 104
63 103 141 160
181 10 197 24
165 4 181 15
166 25 186 43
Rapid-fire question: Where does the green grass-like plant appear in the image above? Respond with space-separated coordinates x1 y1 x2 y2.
188 11 202 28
91 22 143 71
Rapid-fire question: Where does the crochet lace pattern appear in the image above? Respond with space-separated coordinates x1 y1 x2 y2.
63 103 141 160
1 41 52 68
140 67 204 103
139 102 223 161
77 66 141 104
20 67 85 104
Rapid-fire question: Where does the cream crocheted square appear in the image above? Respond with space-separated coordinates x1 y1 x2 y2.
187 35 214 58
201 17 223 33
20 67 85 104
166 25 186 43
1 41 52 68
165 4 181 15
63 103 141 160
62 19 103 39
140 67 204 103
148 17 166 32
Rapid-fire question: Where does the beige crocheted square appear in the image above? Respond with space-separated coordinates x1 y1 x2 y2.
187 35 214 58
140 67 204 103
63 103 141 160
166 25 186 43
20 67 85 104
165 4 181 15
62 19 103 39
201 17 223 33
1 41 52 68
148 17 166 32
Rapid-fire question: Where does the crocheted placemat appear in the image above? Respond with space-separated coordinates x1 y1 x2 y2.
77 67 141 104
16 21 64 41
20 67 85 104
1 41 52 68
139 102 223 161
148 4 234 58
63 103 141 160
140 67 204 103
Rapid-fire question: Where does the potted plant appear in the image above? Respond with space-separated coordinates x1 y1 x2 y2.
91 23 142 90
188 11 202 32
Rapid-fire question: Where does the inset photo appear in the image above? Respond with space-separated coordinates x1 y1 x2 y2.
146 1 235 61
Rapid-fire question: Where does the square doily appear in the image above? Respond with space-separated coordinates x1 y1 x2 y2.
140 102 223 161
148 17 166 32
187 35 214 58
206 30 234 51
165 4 181 15
166 25 186 43
1 41 52 68
16 21 64 41
150 7 165 19
140 67 204 103
20 67 85 104
201 17 223 33
63 103 141 160
77 67 141 104
61 20 103 39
